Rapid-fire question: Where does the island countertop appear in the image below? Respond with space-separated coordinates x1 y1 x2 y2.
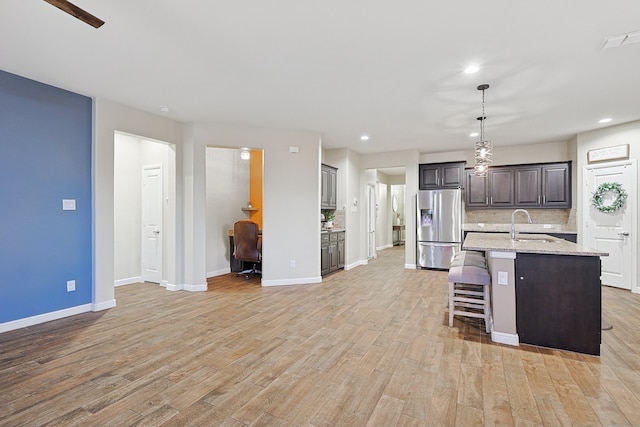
463 232 608 257
462 223 577 234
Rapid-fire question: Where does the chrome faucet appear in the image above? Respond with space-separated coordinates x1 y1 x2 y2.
511 209 533 240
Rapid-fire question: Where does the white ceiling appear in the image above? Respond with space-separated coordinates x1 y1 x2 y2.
2 1 640 155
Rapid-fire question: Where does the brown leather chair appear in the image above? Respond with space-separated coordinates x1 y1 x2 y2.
233 220 262 278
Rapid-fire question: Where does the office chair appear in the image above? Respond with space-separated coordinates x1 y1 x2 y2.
233 220 262 279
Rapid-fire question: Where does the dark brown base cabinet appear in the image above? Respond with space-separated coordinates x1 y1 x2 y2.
321 231 345 275
515 253 601 355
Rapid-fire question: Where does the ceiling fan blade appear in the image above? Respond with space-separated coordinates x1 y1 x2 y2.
44 0 105 28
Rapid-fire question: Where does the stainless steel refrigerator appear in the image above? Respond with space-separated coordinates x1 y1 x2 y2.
416 188 462 269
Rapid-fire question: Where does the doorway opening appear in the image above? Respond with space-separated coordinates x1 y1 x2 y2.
205 146 264 279
365 167 406 262
113 131 176 288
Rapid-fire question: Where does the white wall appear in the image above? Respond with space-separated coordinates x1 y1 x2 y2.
576 120 640 289
391 184 406 233
187 122 323 286
205 147 250 277
114 133 142 284
419 140 572 166
94 98 182 309
375 171 391 249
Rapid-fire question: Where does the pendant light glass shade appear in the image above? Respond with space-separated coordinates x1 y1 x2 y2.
474 84 493 176
474 137 493 164
474 163 489 177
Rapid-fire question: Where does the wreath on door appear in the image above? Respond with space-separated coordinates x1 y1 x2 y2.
591 182 628 213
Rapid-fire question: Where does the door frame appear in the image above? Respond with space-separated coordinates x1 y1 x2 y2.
582 159 638 293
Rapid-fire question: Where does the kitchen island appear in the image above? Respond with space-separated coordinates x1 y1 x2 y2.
463 232 608 355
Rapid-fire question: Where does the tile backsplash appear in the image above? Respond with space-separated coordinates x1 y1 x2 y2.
332 209 345 229
465 208 575 229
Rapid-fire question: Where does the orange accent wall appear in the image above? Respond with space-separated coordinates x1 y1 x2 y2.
249 149 263 228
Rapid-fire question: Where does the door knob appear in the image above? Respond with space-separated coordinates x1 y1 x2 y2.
618 232 630 236
153 230 160 234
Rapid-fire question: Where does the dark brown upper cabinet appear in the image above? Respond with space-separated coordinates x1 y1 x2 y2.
321 164 338 210
464 169 490 208
465 162 571 209
514 163 571 208
489 168 515 207
419 162 465 190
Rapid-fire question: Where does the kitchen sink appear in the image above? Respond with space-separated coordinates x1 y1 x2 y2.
513 237 556 243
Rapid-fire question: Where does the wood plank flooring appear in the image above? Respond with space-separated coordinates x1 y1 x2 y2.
1 246 640 426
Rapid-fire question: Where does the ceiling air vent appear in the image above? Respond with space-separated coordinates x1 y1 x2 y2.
602 30 640 49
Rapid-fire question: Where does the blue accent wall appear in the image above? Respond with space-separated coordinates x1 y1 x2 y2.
0 70 92 323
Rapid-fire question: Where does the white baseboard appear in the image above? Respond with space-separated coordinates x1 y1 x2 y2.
207 267 231 278
405 263 417 269
491 330 519 346
183 283 208 292
377 244 393 251
165 283 183 291
114 276 142 287
0 304 93 333
261 276 322 287
345 260 368 270
93 299 116 312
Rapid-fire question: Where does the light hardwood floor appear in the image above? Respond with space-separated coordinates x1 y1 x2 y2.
1 246 640 426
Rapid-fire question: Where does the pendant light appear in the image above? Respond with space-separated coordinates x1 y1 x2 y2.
474 84 493 177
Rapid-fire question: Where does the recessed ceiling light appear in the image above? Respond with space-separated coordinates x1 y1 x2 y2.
159 106 170 113
469 132 479 137
464 65 480 74
360 135 370 141
598 118 612 124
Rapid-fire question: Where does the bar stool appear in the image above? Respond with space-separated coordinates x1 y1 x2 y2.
447 251 491 333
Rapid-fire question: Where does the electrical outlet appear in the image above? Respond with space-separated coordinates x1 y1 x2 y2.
497 271 508 286
290 260 296 268
67 280 76 292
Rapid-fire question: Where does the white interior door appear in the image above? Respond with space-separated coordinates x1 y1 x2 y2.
584 160 637 291
142 165 163 284
367 184 377 260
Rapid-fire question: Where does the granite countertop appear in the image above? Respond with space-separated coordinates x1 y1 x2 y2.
321 228 345 233
463 223 577 234
463 232 608 257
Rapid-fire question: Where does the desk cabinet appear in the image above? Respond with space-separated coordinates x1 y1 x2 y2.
321 231 345 275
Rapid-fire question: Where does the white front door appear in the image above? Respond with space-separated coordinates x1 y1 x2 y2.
142 165 163 284
367 184 377 260
584 160 637 292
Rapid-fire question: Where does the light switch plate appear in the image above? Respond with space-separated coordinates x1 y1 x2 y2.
497 271 509 285
62 199 76 211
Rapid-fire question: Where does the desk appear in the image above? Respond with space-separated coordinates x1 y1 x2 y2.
392 225 405 246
